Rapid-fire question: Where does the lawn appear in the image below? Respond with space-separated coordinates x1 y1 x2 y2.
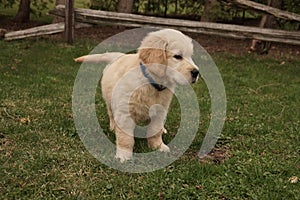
0 34 299 199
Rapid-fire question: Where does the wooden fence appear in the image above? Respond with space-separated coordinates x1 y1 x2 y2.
4 4 300 45
49 5 300 45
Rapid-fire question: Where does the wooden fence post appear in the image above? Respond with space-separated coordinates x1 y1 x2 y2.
65 0 74 43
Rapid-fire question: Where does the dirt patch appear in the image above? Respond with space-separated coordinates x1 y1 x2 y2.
199 145 231 164
0 17 47 32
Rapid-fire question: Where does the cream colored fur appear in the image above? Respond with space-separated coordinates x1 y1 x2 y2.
75 29 199 162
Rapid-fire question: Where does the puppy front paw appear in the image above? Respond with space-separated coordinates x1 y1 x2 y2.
115 148 133 163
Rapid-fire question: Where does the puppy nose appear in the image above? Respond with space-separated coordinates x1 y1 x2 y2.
191 69 199 78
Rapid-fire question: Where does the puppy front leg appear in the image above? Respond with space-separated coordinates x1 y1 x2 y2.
114 114 135 162
115 127 134 163
111 100 136 162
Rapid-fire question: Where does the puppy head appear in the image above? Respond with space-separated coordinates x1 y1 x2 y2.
138 29 199 84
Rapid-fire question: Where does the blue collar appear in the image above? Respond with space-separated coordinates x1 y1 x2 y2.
140 62 166 91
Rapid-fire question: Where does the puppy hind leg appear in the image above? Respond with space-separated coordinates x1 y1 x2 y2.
147 130 170 152
162 127 168 134
147 104 170 152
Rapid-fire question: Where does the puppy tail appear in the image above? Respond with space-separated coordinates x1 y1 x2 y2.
74 52 125 64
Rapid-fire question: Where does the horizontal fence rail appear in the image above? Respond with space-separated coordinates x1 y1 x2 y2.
49 6 300 45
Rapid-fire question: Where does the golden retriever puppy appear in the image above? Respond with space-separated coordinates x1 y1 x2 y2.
75 29 199 162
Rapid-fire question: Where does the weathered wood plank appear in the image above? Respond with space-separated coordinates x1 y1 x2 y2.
5 23 65 40
49 6 300 45
4 22 91 41
220 0 300 22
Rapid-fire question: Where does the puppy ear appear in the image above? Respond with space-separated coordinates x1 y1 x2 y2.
139 35 168 77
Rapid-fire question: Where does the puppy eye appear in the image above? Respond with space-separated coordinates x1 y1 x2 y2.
173 55 183 60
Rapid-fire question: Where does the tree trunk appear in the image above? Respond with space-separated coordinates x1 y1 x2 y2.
52 0 65 23
201 0 219 22
118 0 134 13
164 0 168 17
250 0 282 54
264 0 282 29
14 0 31 22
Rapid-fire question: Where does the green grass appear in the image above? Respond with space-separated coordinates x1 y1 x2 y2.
0 37 299 199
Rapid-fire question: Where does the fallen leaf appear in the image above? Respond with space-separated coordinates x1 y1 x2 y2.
158 192 165 200
106 183 113 190
260 152 266 156
288 176 298 184
195 185 202 190
20 117 30 124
